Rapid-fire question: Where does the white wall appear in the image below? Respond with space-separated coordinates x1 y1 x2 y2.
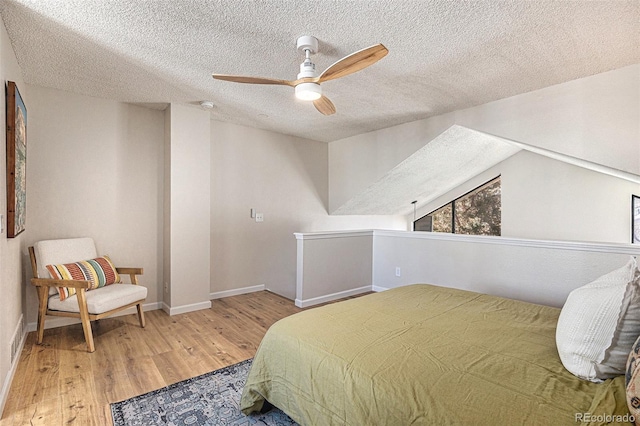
293 230 640 308
25 87 165 322
455 64 640 175
414 150 640 244
164 104 211 313
163 106 172 309
295 231 373 307
210 121 405 299
330 64 640 220
372 231 640 308
0 16 27 416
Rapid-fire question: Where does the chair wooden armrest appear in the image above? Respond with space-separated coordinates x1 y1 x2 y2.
116 267 143 275
116 267 143 285
31 277 91 289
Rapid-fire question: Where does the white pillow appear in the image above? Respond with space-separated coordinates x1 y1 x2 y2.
556 257 640 382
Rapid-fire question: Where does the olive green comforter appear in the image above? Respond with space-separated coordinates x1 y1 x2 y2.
240 284 629 425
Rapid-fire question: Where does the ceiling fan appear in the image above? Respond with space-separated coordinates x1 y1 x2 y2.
212 36 388 116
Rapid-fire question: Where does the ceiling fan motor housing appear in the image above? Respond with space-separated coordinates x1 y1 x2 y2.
297 35 319 79
298 60 317 78
295 36 322 100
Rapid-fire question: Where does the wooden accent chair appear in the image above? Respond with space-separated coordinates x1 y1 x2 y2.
29 237 147 352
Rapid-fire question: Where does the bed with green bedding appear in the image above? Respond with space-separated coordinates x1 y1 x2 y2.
240 284 630 425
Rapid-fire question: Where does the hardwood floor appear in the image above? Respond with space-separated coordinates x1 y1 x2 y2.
0 291 341 425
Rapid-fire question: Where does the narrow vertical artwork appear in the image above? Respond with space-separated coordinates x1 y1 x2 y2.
633 195 640 244
6 81 27 238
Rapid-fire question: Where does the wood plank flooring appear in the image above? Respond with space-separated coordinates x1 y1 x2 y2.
0 291 354 425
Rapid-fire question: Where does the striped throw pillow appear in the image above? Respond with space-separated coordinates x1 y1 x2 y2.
46 256 121 301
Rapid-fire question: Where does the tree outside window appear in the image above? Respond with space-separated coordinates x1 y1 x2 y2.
414 176 501 236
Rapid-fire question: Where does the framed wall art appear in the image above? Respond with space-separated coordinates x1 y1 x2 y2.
633 195 640 244
6 81 27 238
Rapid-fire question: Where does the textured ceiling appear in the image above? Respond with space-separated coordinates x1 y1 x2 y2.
1 0 638 142
332 125 521 215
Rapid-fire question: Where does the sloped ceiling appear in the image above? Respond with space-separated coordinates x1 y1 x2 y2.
332 124 640 216
0 0 638 142
332 125 521 215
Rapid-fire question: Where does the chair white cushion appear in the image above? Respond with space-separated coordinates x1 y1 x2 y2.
556 257 640 382
35 238 98 295
48 283 147 315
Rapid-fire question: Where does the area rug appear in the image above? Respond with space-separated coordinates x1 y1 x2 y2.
111 358 298 425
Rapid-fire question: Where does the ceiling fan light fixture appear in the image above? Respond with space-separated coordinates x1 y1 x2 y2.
295 82 322 101
212 37 388 116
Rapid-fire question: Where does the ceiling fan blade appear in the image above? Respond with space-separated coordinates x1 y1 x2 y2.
212 74 295 87
313 95 336 115
318 44 388 83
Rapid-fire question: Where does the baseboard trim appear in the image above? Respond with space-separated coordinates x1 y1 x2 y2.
163 300 212 316
26 301 163 332
1 316 27 418
210 285 265 300
372 285 390 292
295 286 371 308
161 302 171 315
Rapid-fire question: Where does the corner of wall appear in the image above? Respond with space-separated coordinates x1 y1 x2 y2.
0 14 29 418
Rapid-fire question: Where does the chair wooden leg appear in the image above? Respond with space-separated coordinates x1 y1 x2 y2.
137 303 146 328
76 290 95 353
36 287 48 344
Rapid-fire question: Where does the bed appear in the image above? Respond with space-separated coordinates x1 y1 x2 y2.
240 284 630 425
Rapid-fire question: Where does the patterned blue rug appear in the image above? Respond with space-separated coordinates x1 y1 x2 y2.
111 358 297 425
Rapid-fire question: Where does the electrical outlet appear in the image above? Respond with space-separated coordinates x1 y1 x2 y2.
395 267 401 277
164 282 169 293
255 213 264 222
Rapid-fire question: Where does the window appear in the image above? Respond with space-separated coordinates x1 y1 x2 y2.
414 176 501 236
